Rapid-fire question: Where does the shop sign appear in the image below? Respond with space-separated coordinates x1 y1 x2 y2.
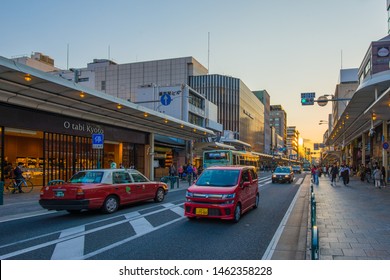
63 121 104 135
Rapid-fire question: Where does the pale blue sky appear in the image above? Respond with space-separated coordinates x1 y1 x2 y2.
0 0 387 143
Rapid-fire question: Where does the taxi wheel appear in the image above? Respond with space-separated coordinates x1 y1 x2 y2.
253 193 260 209
233 203 241 223
154 187 165 202
102 195 119 214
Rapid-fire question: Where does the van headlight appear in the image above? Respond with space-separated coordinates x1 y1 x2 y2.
186 191 193 197
222 193 235 199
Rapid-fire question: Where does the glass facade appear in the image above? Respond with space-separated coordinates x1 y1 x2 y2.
189 74 265 152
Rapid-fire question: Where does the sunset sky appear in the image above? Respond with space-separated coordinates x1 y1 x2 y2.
0 0 387 143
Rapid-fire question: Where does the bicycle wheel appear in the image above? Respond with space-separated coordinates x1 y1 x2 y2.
21 180 34 193
5 181 15 193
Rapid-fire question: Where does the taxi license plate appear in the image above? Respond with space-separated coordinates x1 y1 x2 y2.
195 208 208 215
54 191 64 197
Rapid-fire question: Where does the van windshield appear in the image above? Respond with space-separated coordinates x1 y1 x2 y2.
196 169 240 187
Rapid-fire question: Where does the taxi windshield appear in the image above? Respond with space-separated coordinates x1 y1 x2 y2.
196 169 240 187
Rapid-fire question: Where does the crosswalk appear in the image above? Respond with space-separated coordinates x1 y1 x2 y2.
0 202 186 260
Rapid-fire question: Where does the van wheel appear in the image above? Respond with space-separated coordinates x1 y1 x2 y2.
102 195 119 214
233 203 241 223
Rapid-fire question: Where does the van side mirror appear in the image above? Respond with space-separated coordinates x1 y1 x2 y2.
242 181 251 188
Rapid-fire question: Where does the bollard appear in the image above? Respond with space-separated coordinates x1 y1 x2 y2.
167 176 178 189
311 225 319 260
311 194 316 227
174 176 179 188
0 181 3 205
310 184 313 193
187 173 193 186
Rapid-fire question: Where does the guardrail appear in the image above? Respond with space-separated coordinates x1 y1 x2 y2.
310 183 319 260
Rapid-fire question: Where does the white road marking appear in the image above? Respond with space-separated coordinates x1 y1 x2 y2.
51 226 85 260
130 217 154 235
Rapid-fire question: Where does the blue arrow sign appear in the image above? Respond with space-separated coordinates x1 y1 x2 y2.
160 93 172 106
92 134 104 149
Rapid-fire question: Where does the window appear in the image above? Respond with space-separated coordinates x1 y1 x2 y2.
131 173 148 183
113 171 131 184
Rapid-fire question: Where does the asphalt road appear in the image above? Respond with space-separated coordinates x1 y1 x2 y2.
0 173 306 260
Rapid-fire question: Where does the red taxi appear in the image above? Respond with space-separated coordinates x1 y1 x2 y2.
39 169 168 214
184 166 259 222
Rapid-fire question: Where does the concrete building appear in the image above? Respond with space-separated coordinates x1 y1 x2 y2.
331 68 359 128
189 74 265 152
286 126 300 160
12 52 59 72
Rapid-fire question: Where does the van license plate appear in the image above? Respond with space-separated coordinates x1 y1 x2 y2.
196 208 208 215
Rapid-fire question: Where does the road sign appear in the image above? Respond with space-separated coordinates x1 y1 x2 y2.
92 134 104 149
160 93 172 106
301 92 315 105
383 142 389 150
317 96 328 107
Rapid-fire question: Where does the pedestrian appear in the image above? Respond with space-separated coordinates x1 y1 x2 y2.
12 162 25 193
339 165 350 186
178 165 184 179
314 166 320 185
169 163 176 177
373 166 382 189
186 163 194 181
331 163 339 186
197 165 204 176
381 165 386 187
364 165 371 183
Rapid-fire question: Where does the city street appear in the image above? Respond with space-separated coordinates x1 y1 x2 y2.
0 173 306 260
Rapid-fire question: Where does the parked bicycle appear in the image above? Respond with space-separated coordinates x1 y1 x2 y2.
5 176 34 193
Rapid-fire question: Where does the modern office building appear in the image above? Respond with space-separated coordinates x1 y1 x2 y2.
253 90 271 154
270 105 287 150
189 74 265 152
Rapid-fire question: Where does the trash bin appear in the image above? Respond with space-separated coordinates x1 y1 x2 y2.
0 181 4 205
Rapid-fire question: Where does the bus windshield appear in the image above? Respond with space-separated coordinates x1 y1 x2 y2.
203 151 231 168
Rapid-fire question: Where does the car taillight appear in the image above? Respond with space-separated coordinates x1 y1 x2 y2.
76 188 85 199
40 187 45 196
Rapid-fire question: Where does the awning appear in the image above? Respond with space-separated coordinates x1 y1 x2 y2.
0 56 215 140
327 70 390 146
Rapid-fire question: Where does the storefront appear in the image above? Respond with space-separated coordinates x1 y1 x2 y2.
0 103 148 186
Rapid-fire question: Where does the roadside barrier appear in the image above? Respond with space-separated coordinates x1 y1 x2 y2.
310 183 319 260
160 176 179 189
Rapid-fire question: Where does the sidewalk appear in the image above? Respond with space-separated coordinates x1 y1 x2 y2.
0 179 191 222
312 175 390 260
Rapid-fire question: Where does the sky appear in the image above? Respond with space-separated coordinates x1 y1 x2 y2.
0 0 387 144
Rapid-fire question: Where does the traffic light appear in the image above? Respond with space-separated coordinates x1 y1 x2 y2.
300 92 315 105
